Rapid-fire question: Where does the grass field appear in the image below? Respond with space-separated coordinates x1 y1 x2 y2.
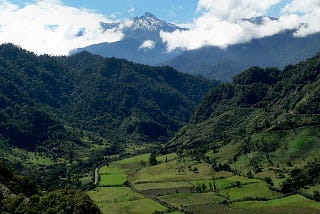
99 173 127 186
159 192 225 207
135 181 192 191
87 187 168 214
232 194 320 213
132 160 232 183
219 181 283 201
191 175 260 191
91 153 320 214
99 166 128 186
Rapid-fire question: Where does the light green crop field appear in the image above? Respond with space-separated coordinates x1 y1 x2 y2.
231 194 320 213
132 160 232 183
100 166 125 174
135 181 192 191
116 153 150 165
99 166 128 186
111 153 150 175
191 175 260 191
87 187 167 214
219 181 283 201
99 173 127 186
159 192 225 207
88 187 143 202
92 153 320 214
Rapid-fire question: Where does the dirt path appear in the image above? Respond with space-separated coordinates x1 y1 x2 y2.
94 167 99 185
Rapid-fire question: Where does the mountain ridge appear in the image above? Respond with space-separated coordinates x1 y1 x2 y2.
74 12 186 65
167 30 320 81
167 54 320 170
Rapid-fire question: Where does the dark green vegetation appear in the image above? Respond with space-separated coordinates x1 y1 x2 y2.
0 43 214 212
0 162 100 214
164 53 320 212
169 53 320 160
0 44 213 159
167 31 320 81
1 41 320 213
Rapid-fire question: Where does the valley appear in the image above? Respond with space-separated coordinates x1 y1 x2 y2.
88 152 320 214
1 44 320 214
1 1 320 213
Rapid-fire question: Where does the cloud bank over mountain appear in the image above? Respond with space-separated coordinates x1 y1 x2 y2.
160 0 320 51
0 0 319 55
0 0 123 55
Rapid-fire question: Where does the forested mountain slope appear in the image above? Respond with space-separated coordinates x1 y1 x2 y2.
0 43 213 149
168 54 320 174
0 44 215 183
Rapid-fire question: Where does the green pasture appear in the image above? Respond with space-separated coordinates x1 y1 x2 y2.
159 192 225 207
132 160 231 183
99 166 127 186
191 175 260 191
232 194 320 213
87 187 167 214
99 173 127 186
220 181 283 201
135 181 192 191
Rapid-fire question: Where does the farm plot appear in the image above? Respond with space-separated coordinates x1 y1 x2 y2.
87 187 167 214
231 194 320 213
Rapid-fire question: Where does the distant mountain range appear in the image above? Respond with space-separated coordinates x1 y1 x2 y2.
75 13 320 81
73 12 186 65
167 31 320 81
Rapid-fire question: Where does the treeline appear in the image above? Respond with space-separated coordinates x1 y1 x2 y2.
0 162 100 213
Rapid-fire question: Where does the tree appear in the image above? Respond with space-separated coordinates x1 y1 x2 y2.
149 152 157 166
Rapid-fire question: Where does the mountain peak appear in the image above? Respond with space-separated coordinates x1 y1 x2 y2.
143 12 157 19
243 16 278 25
130 12 187 32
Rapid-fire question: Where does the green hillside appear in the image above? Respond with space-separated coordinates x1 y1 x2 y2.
0 43 215 189
167 54 320 195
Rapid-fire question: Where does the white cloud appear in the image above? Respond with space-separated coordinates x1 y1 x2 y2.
0 0 124 55
139 40 156 49
161 0 320 52
128 7 135 16
282 0 320 37
197 0 282 21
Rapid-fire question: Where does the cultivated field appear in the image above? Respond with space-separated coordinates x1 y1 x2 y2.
88 152 320 214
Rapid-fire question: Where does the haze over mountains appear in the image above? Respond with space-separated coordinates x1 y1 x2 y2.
76 13 320 81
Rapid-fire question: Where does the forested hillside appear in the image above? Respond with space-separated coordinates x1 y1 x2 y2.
169 54 320 175
0 43 215 189
0 161 100 213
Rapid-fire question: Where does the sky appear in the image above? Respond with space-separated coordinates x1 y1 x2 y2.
0 0 319 55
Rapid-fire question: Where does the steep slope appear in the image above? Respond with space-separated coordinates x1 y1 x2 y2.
0 43 215 160
61 51 215 143
74 12 186 65
167 31 320 81
168 54 320 173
